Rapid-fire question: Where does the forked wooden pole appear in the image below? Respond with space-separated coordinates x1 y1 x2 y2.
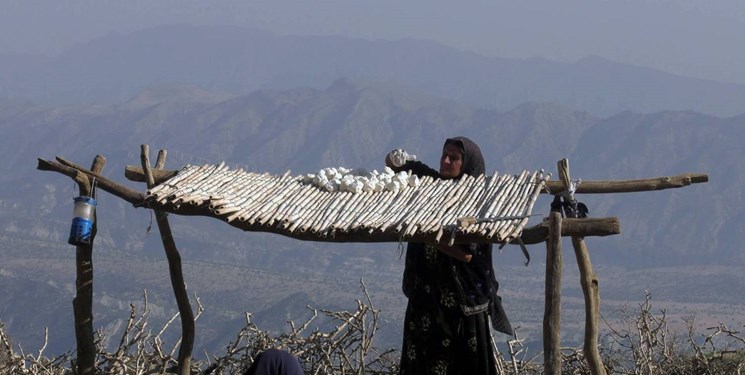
141 145 194 375
558 158 607 375
70 155 105 375
543 211 563 375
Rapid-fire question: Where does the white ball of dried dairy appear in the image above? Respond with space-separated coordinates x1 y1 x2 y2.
385 180 401 192
408 174 419 187
306 162 422 193
350 180 364 193
313 174 328 185
388 149 418 167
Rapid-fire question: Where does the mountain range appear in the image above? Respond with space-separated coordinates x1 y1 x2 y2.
0 24 742 358
2 24 745 117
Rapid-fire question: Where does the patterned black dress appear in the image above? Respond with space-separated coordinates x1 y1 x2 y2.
393 137 513 375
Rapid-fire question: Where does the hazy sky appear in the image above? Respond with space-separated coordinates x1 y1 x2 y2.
3 0 745 84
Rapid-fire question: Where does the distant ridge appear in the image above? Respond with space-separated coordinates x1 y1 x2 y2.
122 84 237 109
1 24 744 116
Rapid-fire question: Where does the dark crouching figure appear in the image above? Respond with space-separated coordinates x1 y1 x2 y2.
244 348 304 375
386 136 513 375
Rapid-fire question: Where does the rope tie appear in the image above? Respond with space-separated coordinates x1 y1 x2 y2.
559 178 582 201
551 178 589 220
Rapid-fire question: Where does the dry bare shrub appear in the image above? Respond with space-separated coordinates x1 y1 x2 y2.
200 279 398 374
91 289 207 374
600 291 745 375
6 288 744 374
0 322 72 375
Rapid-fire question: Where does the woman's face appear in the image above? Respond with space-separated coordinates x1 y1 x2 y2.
439 143 463 178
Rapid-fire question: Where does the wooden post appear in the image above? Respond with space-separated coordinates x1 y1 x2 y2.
543 211 562 375
558 159 607 375
141 145 194 375
71 155 105 375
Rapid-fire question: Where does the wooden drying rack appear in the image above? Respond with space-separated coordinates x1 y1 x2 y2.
37 145 707 375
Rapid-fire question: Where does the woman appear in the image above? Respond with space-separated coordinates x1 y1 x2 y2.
386 136 513 375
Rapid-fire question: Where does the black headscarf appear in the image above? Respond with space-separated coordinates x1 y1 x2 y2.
443 136 486 178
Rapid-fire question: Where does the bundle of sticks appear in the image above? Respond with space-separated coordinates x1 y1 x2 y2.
146 163 549 243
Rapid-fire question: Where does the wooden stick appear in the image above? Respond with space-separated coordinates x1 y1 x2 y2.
543 211 562 375
573 236 605 374
558 158 607 375
141 145 194 375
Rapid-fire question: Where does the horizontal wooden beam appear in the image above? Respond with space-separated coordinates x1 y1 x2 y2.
125 165 177 184
38 158 145 206
518 217 620 245
542 173 708 194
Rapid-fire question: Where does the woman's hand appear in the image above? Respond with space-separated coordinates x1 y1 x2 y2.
436 243 473 262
